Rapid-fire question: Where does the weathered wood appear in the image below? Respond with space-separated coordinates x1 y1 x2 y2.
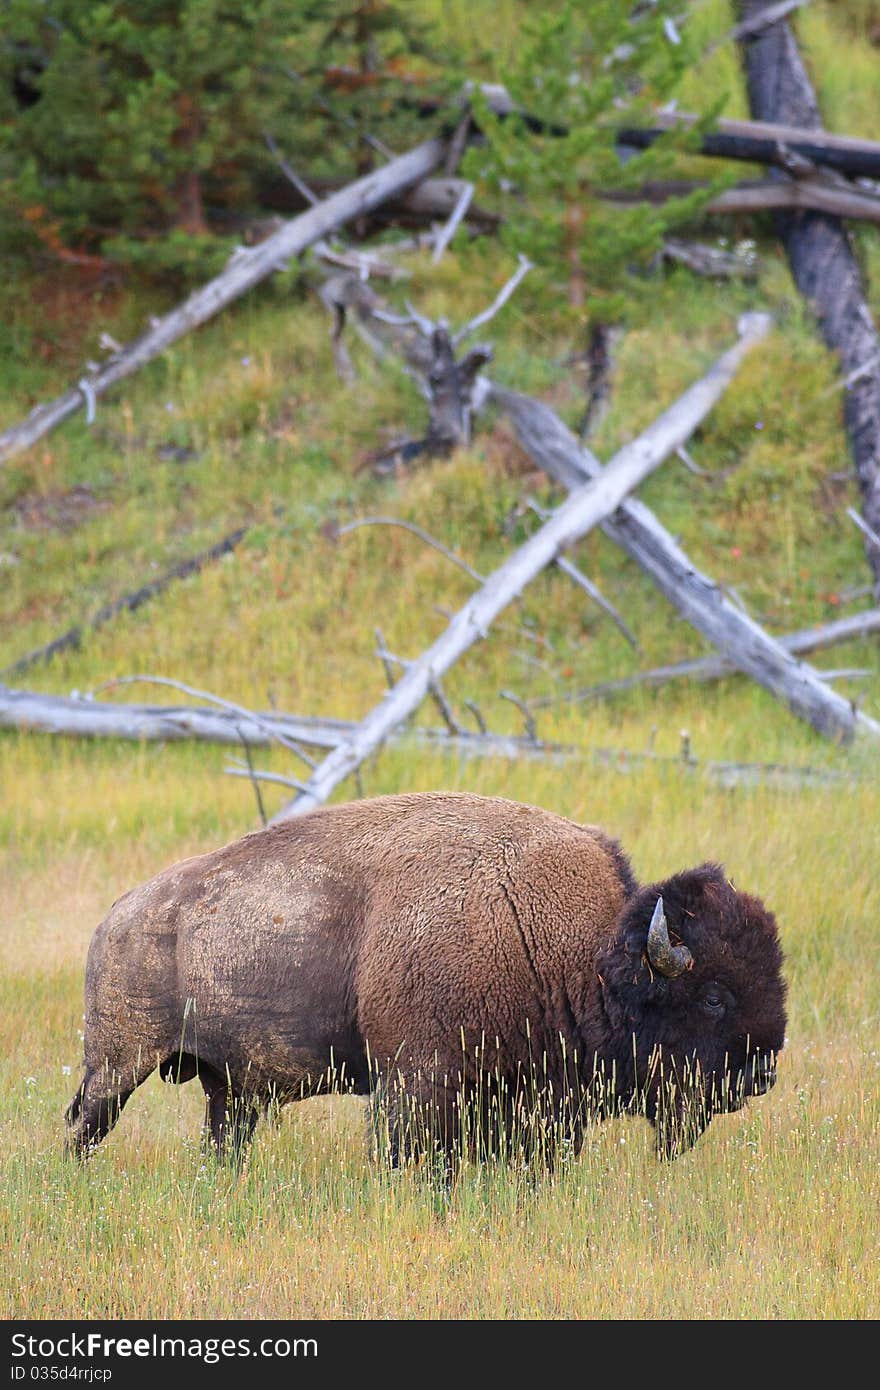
316 267 876 741
616 111 880 181
535 608 880 707
0 139 447 467
490 371 880 743
728 0 813 39
662 238 759 279
321 259 529 462
0 683 857 790
736 2 880 590
270 315 774 820
0 683 542 759
465 80 880 178
258 172 500 229
708 180 880 225
0 528 247 679
602 177 880 226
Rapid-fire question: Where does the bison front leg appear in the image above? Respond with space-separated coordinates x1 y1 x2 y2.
371 1073 462 1180
200 1066 260 1167
652 1077 712 1160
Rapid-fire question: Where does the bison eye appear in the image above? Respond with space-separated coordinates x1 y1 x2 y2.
701 992 726 1018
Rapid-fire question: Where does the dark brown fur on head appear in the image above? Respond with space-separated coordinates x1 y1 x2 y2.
595 863 787 1156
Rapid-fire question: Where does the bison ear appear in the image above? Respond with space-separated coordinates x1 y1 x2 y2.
646 897 694 979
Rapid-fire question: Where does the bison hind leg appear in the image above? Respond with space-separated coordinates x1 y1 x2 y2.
65 1064 141 1159
199 1065 260 1168
370 1074 461 1183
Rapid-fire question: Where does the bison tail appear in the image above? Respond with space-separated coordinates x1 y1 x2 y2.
64 1074 86 1127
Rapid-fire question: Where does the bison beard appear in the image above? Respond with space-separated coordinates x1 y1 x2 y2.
64 793 787 1170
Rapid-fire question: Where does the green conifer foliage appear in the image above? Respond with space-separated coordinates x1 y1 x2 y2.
0 1 452 276
2 2 305 262
465 2 728 321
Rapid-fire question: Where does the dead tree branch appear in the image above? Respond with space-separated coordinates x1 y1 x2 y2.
533 607 880 707
0 138 447 466
335 515 484 582
0 528 247 679
86 674 322 769
524 498 639 648
431 181 474 263
452 255 534 347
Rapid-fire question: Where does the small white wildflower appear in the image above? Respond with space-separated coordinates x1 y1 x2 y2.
663 17 682 44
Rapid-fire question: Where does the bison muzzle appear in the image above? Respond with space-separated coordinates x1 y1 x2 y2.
66 792 787 1167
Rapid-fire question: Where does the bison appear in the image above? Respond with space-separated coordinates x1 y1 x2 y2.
66 792 786 1166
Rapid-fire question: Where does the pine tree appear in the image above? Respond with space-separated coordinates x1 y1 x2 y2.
1 0 308 272
464 2 728 322
0 0 454 276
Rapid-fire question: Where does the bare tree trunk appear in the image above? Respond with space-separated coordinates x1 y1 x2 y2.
736 0 880 590
270 316 775 820
0 138 446 467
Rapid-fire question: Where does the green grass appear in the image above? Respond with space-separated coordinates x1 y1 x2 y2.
2 0 880 1322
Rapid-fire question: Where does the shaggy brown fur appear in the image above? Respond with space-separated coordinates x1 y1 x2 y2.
65 792 787 1165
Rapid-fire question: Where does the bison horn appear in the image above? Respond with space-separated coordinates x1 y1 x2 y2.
646 897 694 978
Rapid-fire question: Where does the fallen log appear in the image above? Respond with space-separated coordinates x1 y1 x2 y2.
0 138 447 467
269 315 773 819
466 81 880 180
616 110 880 181
0 682 536 758
706 179 880 226
603 177 880 226
0 683 858 790
490 377 880 744
534 607 880 707
0 527 247 679
736 1 880 588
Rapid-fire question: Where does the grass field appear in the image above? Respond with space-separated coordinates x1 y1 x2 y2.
2 0 879 1321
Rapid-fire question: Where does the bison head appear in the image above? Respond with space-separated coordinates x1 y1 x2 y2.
596 863 787 1158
